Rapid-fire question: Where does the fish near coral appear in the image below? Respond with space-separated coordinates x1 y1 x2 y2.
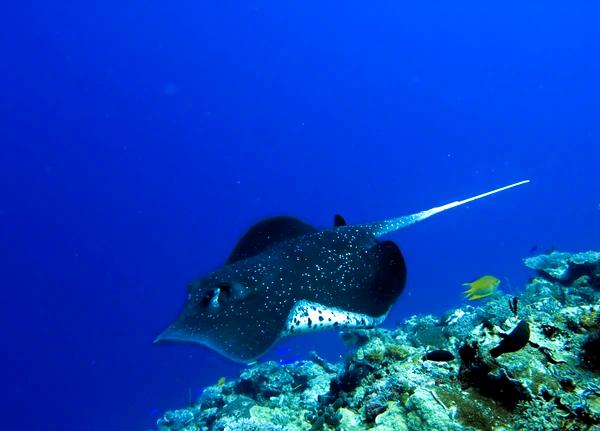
490 320 530 358
423 350 455 362
463 275 500 300
156 180 529 362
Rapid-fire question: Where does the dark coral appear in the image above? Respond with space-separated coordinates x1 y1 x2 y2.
479 370 530 411
458 341 490 378
540 324 561 338
329 360 374 397
458 341 530 411
309 395 345 430
309 356 380 430
234 363 292 401
580 331 600 371
364 397 388 423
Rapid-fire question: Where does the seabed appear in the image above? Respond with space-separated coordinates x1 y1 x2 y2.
156 251 600 431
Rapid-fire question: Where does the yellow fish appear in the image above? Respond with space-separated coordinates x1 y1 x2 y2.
463 275 500 300
217 377 226 387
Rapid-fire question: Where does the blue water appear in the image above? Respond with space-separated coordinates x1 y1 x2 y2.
2 2 599 430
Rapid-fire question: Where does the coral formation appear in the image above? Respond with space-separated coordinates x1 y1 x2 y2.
156 250 600 430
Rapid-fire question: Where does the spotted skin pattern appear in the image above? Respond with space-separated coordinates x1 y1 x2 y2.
283 300 386 335
156 180 529 362
158 224 405 362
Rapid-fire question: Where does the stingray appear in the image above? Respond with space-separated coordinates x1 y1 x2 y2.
156 180 529 362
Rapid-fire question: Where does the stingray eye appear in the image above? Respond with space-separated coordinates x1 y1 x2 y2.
200 288 219 310
218 282 232 305
198 281 247 310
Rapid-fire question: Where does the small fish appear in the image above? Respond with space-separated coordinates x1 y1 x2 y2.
423 350 455 362
463 275 500 300
490 320 530 358
217 377 226 386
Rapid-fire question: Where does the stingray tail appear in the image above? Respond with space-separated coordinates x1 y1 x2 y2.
368 179 530 237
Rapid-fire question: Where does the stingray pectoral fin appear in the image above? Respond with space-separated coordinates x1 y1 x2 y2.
282 300 387 336
226 216 317 264
155 319 281 363
368 240 407 313
155 288 288 363
368 180 530 237
154 324 197 344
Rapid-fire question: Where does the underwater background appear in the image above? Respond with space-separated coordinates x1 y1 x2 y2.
1 1 599 430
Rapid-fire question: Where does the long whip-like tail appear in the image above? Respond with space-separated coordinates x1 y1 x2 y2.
367 180 530 237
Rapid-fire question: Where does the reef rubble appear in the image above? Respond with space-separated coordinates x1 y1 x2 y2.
156 251 600 431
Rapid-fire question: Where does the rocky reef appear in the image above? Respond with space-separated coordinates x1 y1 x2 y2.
156 251 600 431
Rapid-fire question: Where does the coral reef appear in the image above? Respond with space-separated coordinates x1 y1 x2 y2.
156 251 600 431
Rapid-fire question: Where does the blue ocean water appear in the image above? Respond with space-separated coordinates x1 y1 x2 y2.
1 1 599 430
